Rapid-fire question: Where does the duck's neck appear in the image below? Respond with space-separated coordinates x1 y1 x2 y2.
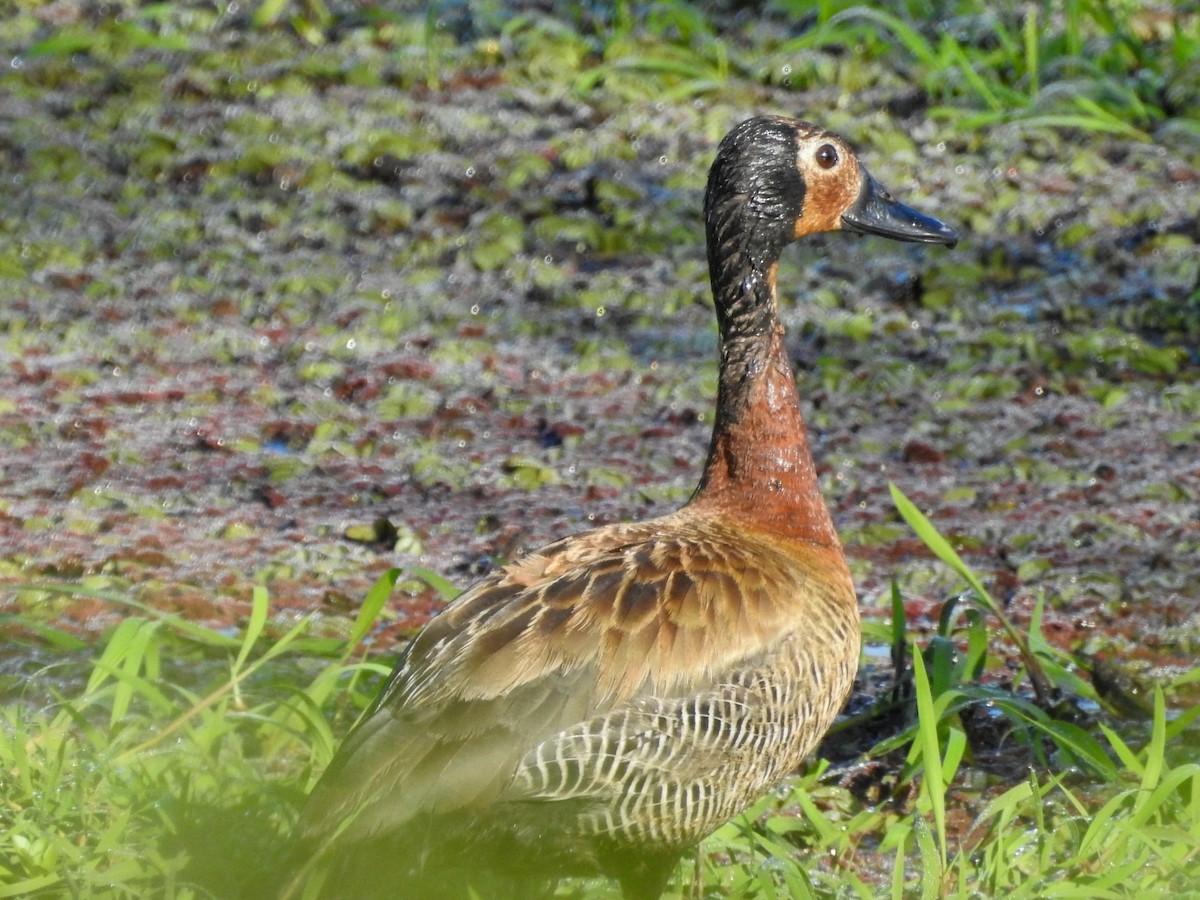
691 254 840 549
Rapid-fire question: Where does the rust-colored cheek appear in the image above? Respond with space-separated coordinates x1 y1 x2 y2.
793 162 862 237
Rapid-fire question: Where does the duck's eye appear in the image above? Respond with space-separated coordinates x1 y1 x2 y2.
815 144 838 169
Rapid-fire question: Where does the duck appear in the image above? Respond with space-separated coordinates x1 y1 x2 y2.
283 115 958 900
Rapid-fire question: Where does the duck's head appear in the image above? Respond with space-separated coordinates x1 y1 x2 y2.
704 116 958 257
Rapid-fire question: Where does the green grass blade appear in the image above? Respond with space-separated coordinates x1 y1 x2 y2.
0 874 64 897
1141 687 1166 793
1099 721 1144 777
1165 702 1200 742
974 777 1035 828
1023 5 1039 96
889 822 910 899
252 0 290 28
943 35 1005 111
1015 113 1151 141
17 583 243 649
0 616 88 650
1004 703 1118 778
890 578 907 681
911 648 947 874
829 7 941 69
889 484 989 605
346 568 401 650
405 566 459 602
890 483 1053 704
1064 0 1081 59
232 585 270 677
114 612 314 761
912 813 942 899
941 725 967 786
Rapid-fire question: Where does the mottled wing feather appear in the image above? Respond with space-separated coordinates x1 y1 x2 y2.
299 508 855 849
299 523 652 841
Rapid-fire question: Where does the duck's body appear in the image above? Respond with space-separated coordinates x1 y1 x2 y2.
287 116 956 900
301 509 857 897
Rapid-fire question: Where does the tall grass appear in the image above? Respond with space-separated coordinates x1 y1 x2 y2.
779 0 1199 138
30 1 1196 139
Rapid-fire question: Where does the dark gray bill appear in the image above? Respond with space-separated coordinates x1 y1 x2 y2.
842 172 958 247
